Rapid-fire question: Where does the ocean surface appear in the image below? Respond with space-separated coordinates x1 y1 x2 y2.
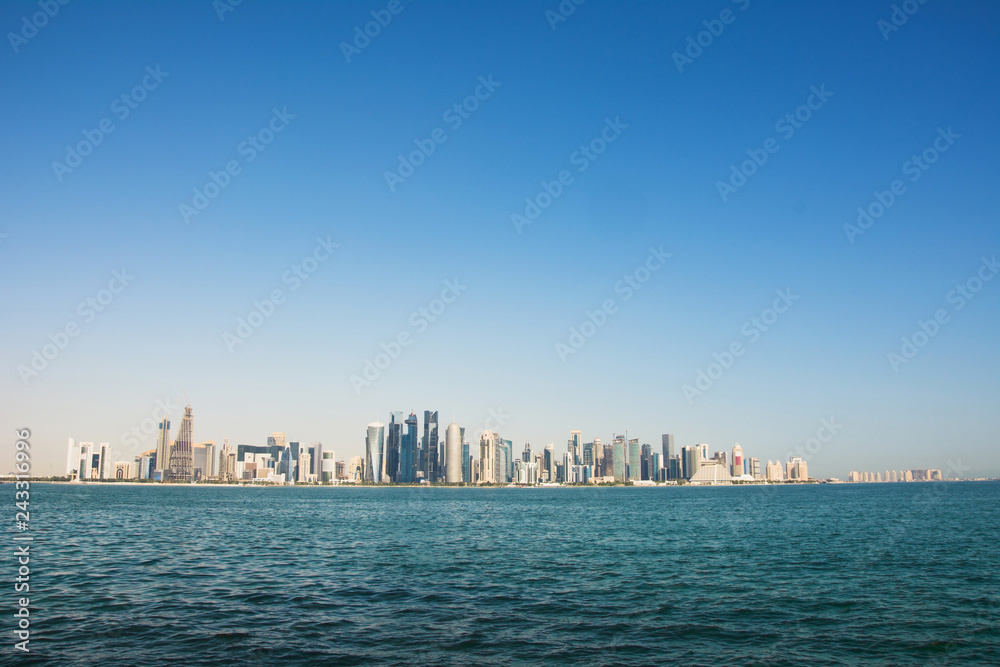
14 482 1000 665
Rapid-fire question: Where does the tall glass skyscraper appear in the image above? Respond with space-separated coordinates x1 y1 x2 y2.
422 410 438 483
366 422 385 483
628 439 641 481
613 437 626 483
568 430 581 465
155 418 170 478
400 412 418 483
501 439 513 482
462 441 470 482
662 434 674 480
385 412 403 483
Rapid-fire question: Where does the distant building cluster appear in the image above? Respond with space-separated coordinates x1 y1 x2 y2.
63 403 826 486
847 469 942 483
357 416 812 486
64 403 335 484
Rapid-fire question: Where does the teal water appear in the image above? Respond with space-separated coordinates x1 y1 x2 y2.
15 482 1000 665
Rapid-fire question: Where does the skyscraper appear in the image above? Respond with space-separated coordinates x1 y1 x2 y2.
401 412 418 483
321 450 336 483
582 441 594 467
65 438 78 478
311 442 324 479
385 412 403 483
641 443 652 481
168 405 193 482
627 439 641 481
543 444 555 482
479 431 497 484
445 421 462 483
79 442 94 479
684 445 702 480
731 443 744 478
613 437 626 483
568 430 581 465
662 434 674 479
462 440 471 483
501 439 513 482
155 417 170 480
98 443 112 480
422 410 439 483
366 422 385 483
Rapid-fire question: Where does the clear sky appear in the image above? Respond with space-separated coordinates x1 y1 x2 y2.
2 0 998 478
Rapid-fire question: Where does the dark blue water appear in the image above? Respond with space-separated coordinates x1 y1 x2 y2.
13 482 1000 665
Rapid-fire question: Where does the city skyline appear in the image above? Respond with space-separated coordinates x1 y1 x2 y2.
53 400 974 483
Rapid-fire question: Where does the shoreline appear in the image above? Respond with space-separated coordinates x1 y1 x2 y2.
12 479 995 488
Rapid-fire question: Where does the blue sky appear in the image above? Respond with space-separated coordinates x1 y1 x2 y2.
2 0 998 477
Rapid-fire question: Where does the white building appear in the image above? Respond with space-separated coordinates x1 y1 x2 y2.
479 431 498 484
